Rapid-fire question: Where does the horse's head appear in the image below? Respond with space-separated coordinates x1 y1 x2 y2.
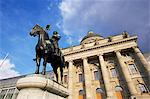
52 31 61 40
30 24 42 37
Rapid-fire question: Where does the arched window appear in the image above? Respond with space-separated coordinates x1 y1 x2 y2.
115 86 123 99
115 86 123 92
139 83 148 93
79 90 85 99
96 88 104 99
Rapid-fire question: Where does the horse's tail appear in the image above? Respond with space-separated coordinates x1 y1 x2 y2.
33 58 36 61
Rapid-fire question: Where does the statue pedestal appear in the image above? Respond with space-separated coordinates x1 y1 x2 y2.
16 74 69 99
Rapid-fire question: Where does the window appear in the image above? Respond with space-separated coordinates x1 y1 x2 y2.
79 74 83 82
115 86 123 99
115 86 123 92
64 75 68 83
0 89 7 99
0 88 17 99
12 89 19 99
96 88 104 93
79 90 85 95
110 68 117 77
128 64 138 74
94 71 99 80
96 88 104 99
139 83 148 93
79 90 85 99
5 88 15 99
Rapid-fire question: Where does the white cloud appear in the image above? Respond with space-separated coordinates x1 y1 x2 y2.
47 6 51 11
59 0 81 21
66 36 73 45
56 20 62 29
59 0 150 51
0 59 20 79
47 3 53 11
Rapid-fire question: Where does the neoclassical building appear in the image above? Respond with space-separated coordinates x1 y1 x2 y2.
0 31 150 99
61 31 150 99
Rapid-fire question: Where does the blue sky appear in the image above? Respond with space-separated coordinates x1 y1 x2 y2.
0 0 150 79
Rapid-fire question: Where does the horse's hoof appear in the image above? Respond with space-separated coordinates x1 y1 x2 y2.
35 71 39 74
41 72 46 75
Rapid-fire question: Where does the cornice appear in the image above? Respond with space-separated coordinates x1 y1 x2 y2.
63 36 137 56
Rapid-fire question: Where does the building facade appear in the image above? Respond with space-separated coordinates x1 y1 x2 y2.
0 31 150 99
61 31 150 99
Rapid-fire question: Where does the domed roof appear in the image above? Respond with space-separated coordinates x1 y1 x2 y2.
80 31 104 44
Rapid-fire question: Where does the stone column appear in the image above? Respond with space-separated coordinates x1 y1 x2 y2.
98 54 113 98
82 57 93 99
133 46 150 76
115 50 137 95
68 60 74 99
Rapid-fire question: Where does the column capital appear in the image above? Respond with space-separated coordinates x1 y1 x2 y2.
132 46 141 54
115 50 123 59
97 53 104 57
132 46 139 49
81 57 88 60
67 60 74 67
114 49 121 53
66 60 74 63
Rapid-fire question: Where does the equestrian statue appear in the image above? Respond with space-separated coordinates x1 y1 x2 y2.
29 24 65 82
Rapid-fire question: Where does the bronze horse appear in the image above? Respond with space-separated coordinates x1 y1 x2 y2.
29 24 65 82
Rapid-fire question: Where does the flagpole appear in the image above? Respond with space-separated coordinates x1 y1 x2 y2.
0 53 9 67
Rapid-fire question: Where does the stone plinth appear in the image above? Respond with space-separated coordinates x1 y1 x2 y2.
16 74 69 99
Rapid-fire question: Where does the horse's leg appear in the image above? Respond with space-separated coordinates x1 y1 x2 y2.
60 66 63 84
53 66 58 82
42 57 47 75
35 55 41 74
